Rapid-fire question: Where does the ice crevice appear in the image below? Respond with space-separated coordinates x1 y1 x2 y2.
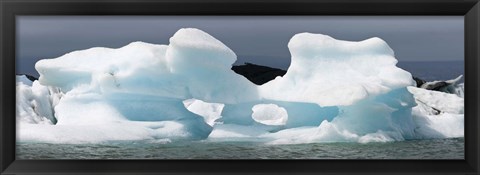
16 28 464 144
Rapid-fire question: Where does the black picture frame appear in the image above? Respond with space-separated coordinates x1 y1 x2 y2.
1 0 479 174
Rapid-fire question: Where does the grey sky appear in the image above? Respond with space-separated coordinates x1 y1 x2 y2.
16 16 464 77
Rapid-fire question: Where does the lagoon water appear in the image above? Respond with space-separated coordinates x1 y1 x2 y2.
17 138 464 159
397 61 464 82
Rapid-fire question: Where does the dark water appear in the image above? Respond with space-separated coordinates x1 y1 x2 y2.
397 61 464 82
17 138 464 159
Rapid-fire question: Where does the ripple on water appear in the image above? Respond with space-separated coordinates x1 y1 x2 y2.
16 138 464 159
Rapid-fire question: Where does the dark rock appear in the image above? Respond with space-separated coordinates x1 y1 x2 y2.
232 62 287 85
413 77 426 87
421 81 448 91
419 75 463 93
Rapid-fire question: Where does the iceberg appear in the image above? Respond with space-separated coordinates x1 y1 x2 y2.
251 104 288 126
183 99 224 126
414 75 464 98
454 83 465 98
16 75 60 125
17 28 464 144
407 86 464 138
260 33 414 106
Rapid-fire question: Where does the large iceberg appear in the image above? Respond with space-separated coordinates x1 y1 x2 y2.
17 28 464 144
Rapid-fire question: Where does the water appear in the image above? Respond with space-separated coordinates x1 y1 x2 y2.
397 61 464 82
17 138 463 159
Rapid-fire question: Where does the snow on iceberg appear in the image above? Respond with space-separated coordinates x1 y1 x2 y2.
17 28 464 144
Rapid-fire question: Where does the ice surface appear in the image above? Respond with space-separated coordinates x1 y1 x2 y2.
18 121 203 144
407 86 464 114
251 104 288 126
183 99 224 126
25 28 262 143
220 100 337 128
407 86 464 138
454 83 464 98
253 33 421 143
207 124 272 141
36 29 258 104
16 76 59 125
18 28 464 144
260 33 415 106
412 113 464 138
166 28 260 103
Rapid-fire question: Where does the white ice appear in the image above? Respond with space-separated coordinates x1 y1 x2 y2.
251 104 288 126
17 28 464 144
16 75 60 125
408 86 464 138
454 83 464 98
183 99 224 126
260 33 415 106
